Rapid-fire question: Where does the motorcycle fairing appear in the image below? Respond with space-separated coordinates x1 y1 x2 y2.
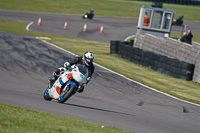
44 88 50 95
49 72 69 99
59 77 65 85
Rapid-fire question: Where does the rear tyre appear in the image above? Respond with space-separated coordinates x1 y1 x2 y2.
58 84 76 103
43 87 53 101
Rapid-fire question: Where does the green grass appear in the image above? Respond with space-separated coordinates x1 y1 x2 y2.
0 0 200 21
0 103 133 133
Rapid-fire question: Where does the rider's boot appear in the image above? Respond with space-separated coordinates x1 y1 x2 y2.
48 69 60 88
48 74 58 88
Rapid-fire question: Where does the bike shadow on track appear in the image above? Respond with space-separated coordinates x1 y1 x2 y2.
63 102 136 117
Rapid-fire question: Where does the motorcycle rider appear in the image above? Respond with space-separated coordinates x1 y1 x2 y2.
48 51 95 93
87 9 94 19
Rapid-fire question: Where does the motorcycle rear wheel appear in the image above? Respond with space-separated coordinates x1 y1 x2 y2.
43 87 53 101
58 84 76 103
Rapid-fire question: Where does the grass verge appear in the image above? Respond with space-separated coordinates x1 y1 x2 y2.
0 102 133 133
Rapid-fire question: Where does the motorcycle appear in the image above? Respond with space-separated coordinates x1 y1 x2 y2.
43 64 88 103
172 15 184 26
82 9 94 20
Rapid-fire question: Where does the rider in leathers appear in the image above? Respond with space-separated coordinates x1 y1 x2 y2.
48 51 95 93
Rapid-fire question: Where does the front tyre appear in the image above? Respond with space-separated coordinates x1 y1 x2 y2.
58 84 76 103
43 87 53 101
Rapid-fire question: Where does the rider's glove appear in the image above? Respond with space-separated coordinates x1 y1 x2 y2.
64 62 70 68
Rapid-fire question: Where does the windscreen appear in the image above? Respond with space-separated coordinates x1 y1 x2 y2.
76 64 88 76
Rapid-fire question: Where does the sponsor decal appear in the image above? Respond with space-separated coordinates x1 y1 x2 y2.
80 74 83 78
59 77 64 85
56 86 61 95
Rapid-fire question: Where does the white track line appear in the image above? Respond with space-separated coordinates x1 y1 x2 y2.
36 36 200 108
124 35 135 41
26 21 33 31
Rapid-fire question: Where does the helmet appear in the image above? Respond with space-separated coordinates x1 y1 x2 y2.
83 51 94 66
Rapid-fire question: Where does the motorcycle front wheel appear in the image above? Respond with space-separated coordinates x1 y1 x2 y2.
58 84 76 103
43 87 53 101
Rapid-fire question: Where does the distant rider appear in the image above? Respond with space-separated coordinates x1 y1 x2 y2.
48 51 95 93
86 9 94 19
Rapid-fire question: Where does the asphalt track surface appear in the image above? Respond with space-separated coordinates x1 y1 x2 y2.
1 9 200 43
0 10 200 133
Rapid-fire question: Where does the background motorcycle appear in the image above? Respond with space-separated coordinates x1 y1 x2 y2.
172 15 184 26
82 9 94 20
43 64 88 103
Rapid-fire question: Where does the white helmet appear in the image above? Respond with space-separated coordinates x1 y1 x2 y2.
83 51 94 66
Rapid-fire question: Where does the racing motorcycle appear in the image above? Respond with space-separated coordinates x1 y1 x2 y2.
82 9 94 20
43 64 88 103
172 15 184 26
